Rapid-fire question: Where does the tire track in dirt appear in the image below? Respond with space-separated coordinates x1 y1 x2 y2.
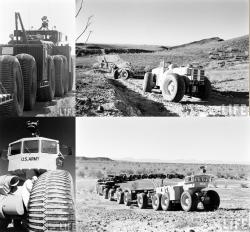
115 77 249 117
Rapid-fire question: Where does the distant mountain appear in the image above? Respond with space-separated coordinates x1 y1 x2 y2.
169 37 224 50
77 156 114 162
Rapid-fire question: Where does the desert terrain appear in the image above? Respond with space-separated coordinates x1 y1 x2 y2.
76 35 249 116
76 158 250 232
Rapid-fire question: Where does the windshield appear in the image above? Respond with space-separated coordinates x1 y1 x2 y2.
41 140 57 154
10 142 22 156
23 140 39 153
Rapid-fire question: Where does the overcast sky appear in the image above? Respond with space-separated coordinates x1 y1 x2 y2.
76 0 249 45
0 117 75 181
76 118 250 164
0 0 75 48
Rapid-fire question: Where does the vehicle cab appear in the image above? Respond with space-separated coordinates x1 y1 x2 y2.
7 137 62 172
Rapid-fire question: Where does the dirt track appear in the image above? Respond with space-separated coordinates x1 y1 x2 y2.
76 68 249 117
77 178 250 232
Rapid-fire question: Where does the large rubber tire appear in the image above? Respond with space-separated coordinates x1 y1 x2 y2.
116 190 124 204
60 55 69 94
38 55 55 101
0 219 10 231
27 170 75 232
54 55 64 97
161 73 185 102
103 188 109 199
152 193 162 211
137 193 147 209
197 77 212 100
203 190 220 211
108 189 115 201
0 55 24 116
16 54 37 110
161 193 172 211
68 57 74 91
143 72 153 93
113 69 119 79
124 191 131 206
121 69 129 80
180 190 198 212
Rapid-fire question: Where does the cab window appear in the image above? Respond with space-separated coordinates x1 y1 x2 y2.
23 140 39 153
10 142 22 155
41 140 57 154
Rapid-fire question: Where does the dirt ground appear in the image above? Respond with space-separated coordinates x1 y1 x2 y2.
23 92 75 117
77 178 250 232
76 56 249 117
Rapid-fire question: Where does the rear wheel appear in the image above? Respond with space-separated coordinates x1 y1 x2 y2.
60 55 69 94
16 54 37 110
180 191 198 212
0 55 24 116
143 72 153 93
161 73 185 102
38 55 55 101
113 69 119 79
68 57 74 91
103 188 109 199
203 190 220 211
161 193 172 211
116 190 124 204
108 189 115 201
27 170 75 231
137 193 147 209
152 193 162 211
124 191 131 206
197 77 212 100
54 55 64 97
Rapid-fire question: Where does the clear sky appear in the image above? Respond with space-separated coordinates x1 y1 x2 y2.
76 118 250 164
0 0 75 48
76 0 249 45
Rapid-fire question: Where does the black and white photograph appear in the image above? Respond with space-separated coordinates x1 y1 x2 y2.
76 0 249 117
0 0 75 117
76 117 250 232
0 117 76 231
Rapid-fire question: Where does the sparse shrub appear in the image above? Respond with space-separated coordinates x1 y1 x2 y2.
96 170 104 179
77 170 85 178
240 183 249 188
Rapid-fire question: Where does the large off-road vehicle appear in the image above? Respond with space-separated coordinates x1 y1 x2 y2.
0 121 75 231
143 60 212 102
0 12 74 116
151 174 220 212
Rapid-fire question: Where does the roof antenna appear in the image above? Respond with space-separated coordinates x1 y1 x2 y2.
26 120 40 137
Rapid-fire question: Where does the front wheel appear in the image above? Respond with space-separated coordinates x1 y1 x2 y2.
137 193 147 209
121 69 129 80
161 193 172 211
27 170 75 231
152 193 162 211
143 72 154 93
202 190 220 211
180 191 198 212
161 73 185 102
197 77 212 100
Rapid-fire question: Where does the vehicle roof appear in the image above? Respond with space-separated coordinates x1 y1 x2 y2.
9 137 59 146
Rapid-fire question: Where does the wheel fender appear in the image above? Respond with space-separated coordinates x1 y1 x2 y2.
2 194 24 217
